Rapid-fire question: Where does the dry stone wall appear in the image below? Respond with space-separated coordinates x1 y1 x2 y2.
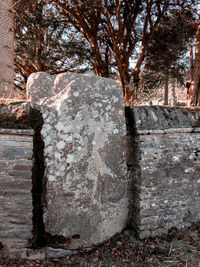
0 129 34 258
1 72 200 258
126 106 200 239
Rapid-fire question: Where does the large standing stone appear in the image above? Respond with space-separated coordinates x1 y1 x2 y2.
27 72 128 249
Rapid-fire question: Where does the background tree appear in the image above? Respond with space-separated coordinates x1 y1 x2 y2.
14 0 92 94
187 20 200 106
140 9 195 105
14 0 198 105
172 0 200 106
46 0 174 104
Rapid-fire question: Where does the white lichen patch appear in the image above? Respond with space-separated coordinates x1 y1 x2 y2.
41 124 51 137
184 168 195 173
62 124 73 133
48 175 56 182
57 141 65 149
42 112 48 119
189 153 195 160
93 110 99 118
172 155 181 162
112 96 119 103
113 129 119 134
45 136 52 145
64 135 73 142
106 105 112 111
55 122 64 131
66 154 74 163
45 145 53 154
73 91 80 97
55 152 61 160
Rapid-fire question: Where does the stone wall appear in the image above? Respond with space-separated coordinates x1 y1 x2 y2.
1 73 200 258
0 129 34 258
126 106 200 239
0 0 15 98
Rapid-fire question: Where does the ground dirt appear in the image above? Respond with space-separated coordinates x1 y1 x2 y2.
0 224 200 267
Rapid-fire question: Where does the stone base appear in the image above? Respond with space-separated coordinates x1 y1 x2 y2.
0 246 79 260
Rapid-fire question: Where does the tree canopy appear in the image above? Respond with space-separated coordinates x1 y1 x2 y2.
14 0 199 105
46 0 174 104
140 9 196 104
14 0 92 92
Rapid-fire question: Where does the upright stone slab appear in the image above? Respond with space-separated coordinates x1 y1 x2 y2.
126 106 200 239
0 0 15 98
27 72 128 249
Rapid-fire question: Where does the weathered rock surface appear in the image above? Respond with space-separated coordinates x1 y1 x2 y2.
27 72 128 249
129 106 200 131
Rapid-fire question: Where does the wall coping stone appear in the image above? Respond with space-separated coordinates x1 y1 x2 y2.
136 127 200 135
0 128 34 136
127 106 200 130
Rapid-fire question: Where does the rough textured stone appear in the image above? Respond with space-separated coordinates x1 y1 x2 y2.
126 106 200 239
0 101 31 115
130 106 200 131
27 72 128 249
26 72 57 102
0 129 34 258
45 247 77 259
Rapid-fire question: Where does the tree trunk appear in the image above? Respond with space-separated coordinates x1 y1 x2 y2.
186 45 194 106
189 23 200 106
164 75 169 105
123 68 140 106
171 79 176 106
